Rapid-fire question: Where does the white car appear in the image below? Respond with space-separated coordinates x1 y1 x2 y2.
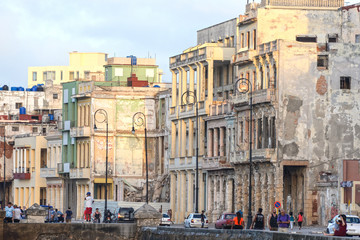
184 213 209 228
160 213 171 226
326 214 360 235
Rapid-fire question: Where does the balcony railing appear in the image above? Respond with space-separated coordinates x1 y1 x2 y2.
203 156 230 170
70 168 91 179
210 102 232 116
232 88 275 106
40 168 58 178
170 48 207 69
260 0 344 7
234 48 257 65
258 40 278 55
70 126 91 138
13 173 31 180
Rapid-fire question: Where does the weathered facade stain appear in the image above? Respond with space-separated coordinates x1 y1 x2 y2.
316 76 328 95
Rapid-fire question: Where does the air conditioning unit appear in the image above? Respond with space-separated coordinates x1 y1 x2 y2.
63 163 70 173
42 115 50 123
57 163 63 173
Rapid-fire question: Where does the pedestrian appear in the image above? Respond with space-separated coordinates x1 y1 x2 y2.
93 208 101 223
84 192 94 222
268 209 278 231
50 207 56 222
159 205 162 213
4 202 14 223
277 209 290 232
289 212 294 230
65 207 73 223
22 206 27 219
251 208 265 230
297 211 304 230
324 214 347 236
200 210 205 228
13 205 22 223
56 209 64 223
167 209 173 224
231 211 244 229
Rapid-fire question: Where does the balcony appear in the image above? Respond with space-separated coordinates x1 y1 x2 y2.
233 48 256 65
230 148 276 164
70 168 91 179
13 173 31 180
252 88 275 105
70 126 91 138
210 102 232 116
203 156 232 170
258 40 278 56
40 168 58 178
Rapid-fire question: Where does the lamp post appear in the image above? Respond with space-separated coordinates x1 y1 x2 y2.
2 126 5 209
94 109 108 220
181 90 199 213
132 112 149 204
235 78 253 229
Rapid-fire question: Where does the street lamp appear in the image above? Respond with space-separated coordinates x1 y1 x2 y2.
1 126 5 209
94 109 108 220
235 78 253 229
131 112 149 204
181 90 199 213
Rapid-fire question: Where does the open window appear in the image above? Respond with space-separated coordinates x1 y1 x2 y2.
317 55 328 69
340 76 351 90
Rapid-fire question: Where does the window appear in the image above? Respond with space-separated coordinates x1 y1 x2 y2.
76 71 79 80
69 72 74 80
15 103 22 109
317 55 328 69
253 29 257 49
241 33 245 48
12 126 19 131
230 36 234 47
42 128 46 134
328 34 338 43
53 93 58 99
61 71 63 81
43 71 55 81
340 76 351 89
296 36 317 42
356 34 360 43
32 127 38 133
247 31 250 48
32 72 37 81
84 71 90 80
40 148 47 168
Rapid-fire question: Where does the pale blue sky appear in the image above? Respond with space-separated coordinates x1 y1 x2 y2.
0 0 358 86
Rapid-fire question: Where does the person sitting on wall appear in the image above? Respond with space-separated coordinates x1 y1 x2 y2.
231 211 244 229
324 214 347 237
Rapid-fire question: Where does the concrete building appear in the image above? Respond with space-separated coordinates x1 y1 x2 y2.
169 0 360 226
12 136 47 208
28 52 107 87
168 18 237 223
59 61 171 218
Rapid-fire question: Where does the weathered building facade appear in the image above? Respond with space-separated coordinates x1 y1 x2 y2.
169 0 360 226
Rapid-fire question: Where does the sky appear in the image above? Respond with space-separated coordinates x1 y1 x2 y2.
0 0 359 86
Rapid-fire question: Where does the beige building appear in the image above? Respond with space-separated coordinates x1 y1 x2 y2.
28 52 107 87
169 18 236 223
12 136 47 208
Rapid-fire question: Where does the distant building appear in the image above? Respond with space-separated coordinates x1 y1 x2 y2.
28 52 107 87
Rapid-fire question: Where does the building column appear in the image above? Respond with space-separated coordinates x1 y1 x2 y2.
180 67 187 106
261 172 269 220
219 176 225 213
213 128 219 157
60 184 64 212
24 149 27 172
180 171 186 222
13 149 16 173
180 120 186 157
171 122 176 158
20 148 23 173
187 171 194 214
199 170 205 212
207 129 213 157
207 175 214 221
188 120 194 157
189 65 195 93
254 172 261 213
242 169 249 218
225 178 233 212
76 185 81 219
268 172 275 213
234 169 241 211
170 172 176 222
176 171 181 223
207 60 214 102
219 127 225 157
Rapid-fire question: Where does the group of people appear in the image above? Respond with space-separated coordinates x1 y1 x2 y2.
4 202 26 223
230 207 304 232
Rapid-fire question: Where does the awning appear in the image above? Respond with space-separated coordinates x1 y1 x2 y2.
94 178 113 184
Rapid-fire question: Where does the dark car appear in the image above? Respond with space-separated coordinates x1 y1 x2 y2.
215 213 237 229
117 207 135 222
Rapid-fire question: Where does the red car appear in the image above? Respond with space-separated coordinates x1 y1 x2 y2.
215 213 237 229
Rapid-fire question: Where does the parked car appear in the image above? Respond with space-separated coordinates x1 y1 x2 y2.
117 207 135 222
160 213 172 226
184 213 208 228
326 214 360 235
215 213 237 229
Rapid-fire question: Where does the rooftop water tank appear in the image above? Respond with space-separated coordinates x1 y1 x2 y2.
49 114 54 121
26 88 31 91
2 85 8 91
11 87 18 91
19 107 26 115
18 87 24 91
37 86 44 91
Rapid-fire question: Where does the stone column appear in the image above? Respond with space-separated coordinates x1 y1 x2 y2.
219 176 225 213
199 170 205 212
234 169 241 211
207 60 214 102
179 171 186 222
24 148 27 172
188 120 194 157
242 170 249 218
268 172 275 213
219 127 225 157
226 178 233 212
207 175 214 221
214 128 219 157
60 185 64 212
171 122 176 158
20 148 23 173
207 129 213 157
254 172 261 213
189 65 195 93
261 172 268 220
176 171 181 223
170 172 176 222
187 171 194 214
180 120 186 157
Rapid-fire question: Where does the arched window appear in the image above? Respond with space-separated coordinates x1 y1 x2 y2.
267 65 270 89
260 67 264 89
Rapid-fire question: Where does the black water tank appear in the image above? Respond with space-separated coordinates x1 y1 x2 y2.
2 85 8 90
37 86 44 91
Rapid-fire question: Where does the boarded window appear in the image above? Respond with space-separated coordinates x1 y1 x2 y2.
296 36 317 42
317 55 328 69
15 103 22 109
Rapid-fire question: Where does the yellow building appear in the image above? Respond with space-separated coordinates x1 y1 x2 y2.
27 52 107 87
12 136 47 208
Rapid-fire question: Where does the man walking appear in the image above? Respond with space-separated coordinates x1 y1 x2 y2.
65 207 73 223
84 192 94 222
251 208 265 230
200 210 206 228
277 209 290 232
13 205 22 223
268 209 278 231
5 202 14 223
